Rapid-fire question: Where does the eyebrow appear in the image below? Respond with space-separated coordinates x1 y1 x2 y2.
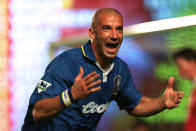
116 26 123 30
102 25 111 29
101 25 123 29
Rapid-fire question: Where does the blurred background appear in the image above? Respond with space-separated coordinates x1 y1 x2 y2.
0 0 196 131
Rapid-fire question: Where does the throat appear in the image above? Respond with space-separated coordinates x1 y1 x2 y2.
96 61 114 83
91 41 113 69
97 56 113 70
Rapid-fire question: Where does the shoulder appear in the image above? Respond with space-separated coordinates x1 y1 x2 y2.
57 48 82 60
115 56 130 72
115 56 127 65
45 48 82 74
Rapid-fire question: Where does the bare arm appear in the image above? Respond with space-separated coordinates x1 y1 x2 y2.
33 96 64 122
128 77 184 117
128 96 165 117
33 67 101 122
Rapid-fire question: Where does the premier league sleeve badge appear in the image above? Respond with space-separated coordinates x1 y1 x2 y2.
113 75 121 95
36 80 52 93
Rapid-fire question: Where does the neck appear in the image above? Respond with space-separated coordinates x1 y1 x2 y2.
97 56 112 69
91 42 112 69
191 68 196 81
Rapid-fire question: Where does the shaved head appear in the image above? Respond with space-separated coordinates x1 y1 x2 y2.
91 8 123 31
88 7 123 66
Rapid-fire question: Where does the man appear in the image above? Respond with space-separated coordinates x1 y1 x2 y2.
22 8 184 131
173 48 196 131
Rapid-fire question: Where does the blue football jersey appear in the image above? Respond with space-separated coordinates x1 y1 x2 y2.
22 40 142 131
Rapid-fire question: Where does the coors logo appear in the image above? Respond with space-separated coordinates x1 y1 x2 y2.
82 101 110 114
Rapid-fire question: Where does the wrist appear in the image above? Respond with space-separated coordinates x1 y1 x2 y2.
161 97 167 109
68 88 75 103
59 88 75 107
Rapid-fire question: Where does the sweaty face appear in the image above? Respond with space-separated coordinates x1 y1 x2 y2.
175 58 196 80
93 13 123 59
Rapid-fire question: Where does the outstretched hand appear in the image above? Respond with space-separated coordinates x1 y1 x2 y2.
163 76 184 109
71 67 101 100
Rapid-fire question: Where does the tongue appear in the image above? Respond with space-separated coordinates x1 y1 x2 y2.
106 47 117 54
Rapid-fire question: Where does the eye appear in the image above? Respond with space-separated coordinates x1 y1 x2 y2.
116 26 123 31
102 25 111 30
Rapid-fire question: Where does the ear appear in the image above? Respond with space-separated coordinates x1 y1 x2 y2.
88 28 95 40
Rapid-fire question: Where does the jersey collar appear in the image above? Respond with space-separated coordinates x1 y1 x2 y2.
81 40 117 63
81 40 97 62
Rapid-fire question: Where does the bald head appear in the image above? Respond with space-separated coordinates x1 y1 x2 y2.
91 8 123 30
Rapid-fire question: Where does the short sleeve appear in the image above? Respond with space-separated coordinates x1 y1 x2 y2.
115 64 142 110
29 65 72 106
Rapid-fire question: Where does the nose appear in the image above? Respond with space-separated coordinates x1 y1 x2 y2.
110 29 118 41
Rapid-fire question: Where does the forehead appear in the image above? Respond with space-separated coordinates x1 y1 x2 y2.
176 57 191 66
97 13 123 26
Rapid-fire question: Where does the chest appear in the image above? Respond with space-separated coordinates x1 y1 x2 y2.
75 66 122 112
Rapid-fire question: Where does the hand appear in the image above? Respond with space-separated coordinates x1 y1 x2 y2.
163 76 184 109
71 67 101 100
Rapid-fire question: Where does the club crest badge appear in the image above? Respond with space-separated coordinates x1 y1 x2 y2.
113 75 121 95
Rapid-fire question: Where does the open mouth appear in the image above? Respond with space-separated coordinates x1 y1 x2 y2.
105 43 119 55
106 43 118 48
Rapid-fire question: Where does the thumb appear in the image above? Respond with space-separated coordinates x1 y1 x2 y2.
75 67 84 81
167 76 174 88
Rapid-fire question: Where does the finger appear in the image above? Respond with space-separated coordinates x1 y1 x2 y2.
83 71 98 81
178 91 184 96
177 94 183 99
85 73 100 85
177 91 184 96
176 98 183 105
178 92 184 96
168 76 174 88
89 86 101 93
87 79 101 89
177 99 182 102
178 96 183 100
75 67 84 81
84 72 96 80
